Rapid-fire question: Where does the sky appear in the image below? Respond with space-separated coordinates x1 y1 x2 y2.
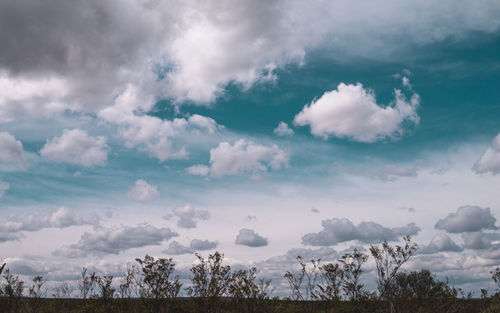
1 0 500 296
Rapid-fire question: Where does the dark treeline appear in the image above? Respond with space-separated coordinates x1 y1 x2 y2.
0 236 499 313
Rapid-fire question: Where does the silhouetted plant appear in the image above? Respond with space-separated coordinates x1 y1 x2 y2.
28 275 45 298
78 267 95 299
90 274 115 300
491 267 500 293
1 267 24 313
284 256 306 301
52 281 72 298
316 262 344 312
339 248 368 301
135 255 182 313
388 269 458 313
369 236 418 313
186 251 231 313
119 264 139 299
228 266 273 313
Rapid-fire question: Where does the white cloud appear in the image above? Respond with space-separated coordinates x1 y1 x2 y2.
188 114 219 134
0 181 9 198
302 217 420 246
164 203 210 229
53 224 178 258
235 228 269 247
274 121 294 136
0 72 69 123
0 131 28 170
127 179 160 202
98 86 220 161
186 164 210 176
0 0 498 121
473 133 500 175
435 205 497 233
293 83 420 142
40 129 108 167
188 139 289 177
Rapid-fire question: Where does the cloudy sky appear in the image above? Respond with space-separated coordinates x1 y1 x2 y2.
1 0 500 295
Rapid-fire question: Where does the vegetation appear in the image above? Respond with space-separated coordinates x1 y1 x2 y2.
0 237 499 312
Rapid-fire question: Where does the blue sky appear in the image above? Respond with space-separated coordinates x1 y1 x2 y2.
1 0 500 295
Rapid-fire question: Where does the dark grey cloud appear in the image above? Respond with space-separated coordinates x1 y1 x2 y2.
164 204 210 229
419 234 463 254
235 228 268 247
435 205 497 233
462 232 500 250
190 239 217 251
0 207 99 242
53 224 177 258
163 238 217 255
163 241 194 255
302 217 420 246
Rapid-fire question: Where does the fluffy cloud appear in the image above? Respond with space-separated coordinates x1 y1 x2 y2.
419 234 463 254
274 122 294 136
40 129 108 167
163 241 194 255
127 179 160 202
164 204 210 229
473 133 500 175
188 139 289 177
53 224 178 258
190 239 218 251
462 232 500 250
0 207 99 242
0 132 28 169
235 228 268 247
98 88 219 161
435 205 497 233
0 181 9 198
302 217 420 246
163 239 217 255
0 0 499 122
294 83 420 142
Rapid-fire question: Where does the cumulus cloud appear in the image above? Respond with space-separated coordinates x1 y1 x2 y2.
294 83 420 142
53 224 177 258
0 0 499 124
127 179 160 202
164 204 210 229
473 133 500 175
0 181 9 198
302 217 420 246
462 232 500 250
190 239 218 251
188 139 289 177
98 88 219 161
0 132 28 169
40 129 108 167
419 234 463 254
186 164 210 176
163 241 194 255
0 207 99 242
163 238 217 255
235 228 268 247
274 122 294 136
435 205 497 233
